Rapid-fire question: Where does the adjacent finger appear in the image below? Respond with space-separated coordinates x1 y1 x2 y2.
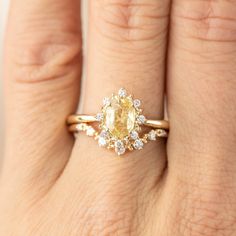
168 0 236 174
166 1 236 231
3 0 82 191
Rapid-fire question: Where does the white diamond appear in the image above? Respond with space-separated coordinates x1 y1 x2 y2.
115 146 126 155
98 137 107 147
114 140 125 155
100 130 109 138
130 130 138 140
137 115 146 124
115 140 124 148
95 113 104 121
157 129 168 138
103 97 110 106
148 130 156 141
86 127 95 136
118 88 127 98
133 139 144 150
76 123 86 131
133 99 141 108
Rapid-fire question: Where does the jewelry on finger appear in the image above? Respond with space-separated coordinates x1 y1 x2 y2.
67 88 169 156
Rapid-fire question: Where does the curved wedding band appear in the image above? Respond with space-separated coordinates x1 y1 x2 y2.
67 88 169 156
67 115 169 130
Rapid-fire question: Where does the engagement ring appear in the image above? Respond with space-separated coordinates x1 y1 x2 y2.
67 88 169 156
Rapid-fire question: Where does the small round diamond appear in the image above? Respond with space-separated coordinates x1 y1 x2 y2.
98 137 107 147
133 99 141 108
148 130 156 141
156 129 168 138
115 140 123 148
100 130 109 138
95 113 104 121
114 140 125 155
86 127 95 136
118 88 127 98
115 145 126 155
130 130 139 140
76 123 86 131
103 97 110 106
137 115 146 124
133 139 144 150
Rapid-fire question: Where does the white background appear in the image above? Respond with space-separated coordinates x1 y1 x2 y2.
0 0 10 157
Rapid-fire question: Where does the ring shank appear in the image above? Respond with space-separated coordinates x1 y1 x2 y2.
144 119 169 130
67 115 97 124
67 114 169 130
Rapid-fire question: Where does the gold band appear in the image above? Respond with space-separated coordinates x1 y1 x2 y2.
68 123 168 138
66 88 169 156
67 115 97 124
145 119 169 130
67 114 169 130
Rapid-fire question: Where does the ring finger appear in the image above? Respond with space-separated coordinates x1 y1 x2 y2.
69 0 170 179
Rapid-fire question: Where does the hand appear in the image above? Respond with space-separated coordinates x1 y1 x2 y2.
1 0 236 235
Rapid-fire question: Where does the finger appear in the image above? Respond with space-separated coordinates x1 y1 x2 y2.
168 0 236 170
3 0 82 191
65 0 170 191
167 0 236 208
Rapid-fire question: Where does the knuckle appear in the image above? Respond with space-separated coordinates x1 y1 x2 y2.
42 173 155 236
79 210 137 236
74 189 151 235
6 31 81 84
173 178 236 236
40 203 143 236
173 0 236 43
92 0 169 42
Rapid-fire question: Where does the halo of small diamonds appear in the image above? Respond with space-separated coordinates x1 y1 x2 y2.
95 88 149 155
71 88 168 156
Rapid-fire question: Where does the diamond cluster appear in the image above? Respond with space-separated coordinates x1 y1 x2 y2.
95 88 148 155
74 88 168 156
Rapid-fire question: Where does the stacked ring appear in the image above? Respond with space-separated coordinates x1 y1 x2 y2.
67 88 169 156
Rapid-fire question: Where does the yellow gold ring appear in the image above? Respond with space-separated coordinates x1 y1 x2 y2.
67 115 169 130
67 88 169 156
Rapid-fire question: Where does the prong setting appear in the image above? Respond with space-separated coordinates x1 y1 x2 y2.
96 88 148 155
70 88 168 156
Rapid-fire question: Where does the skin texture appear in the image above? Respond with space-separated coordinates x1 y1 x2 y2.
1 0 236 235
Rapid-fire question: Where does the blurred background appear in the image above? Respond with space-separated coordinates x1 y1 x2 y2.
0 0 10 156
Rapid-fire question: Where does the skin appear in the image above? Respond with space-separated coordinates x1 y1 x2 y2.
1 0 236 235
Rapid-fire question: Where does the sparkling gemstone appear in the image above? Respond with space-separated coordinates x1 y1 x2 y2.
76 123 86 131
148 130 156 141
104 96 136 139
86 127 95 136
115 145 126 155
98 137 107 147
130 130 139 140
114 140 125 155
133 139 144 150
133 99 141 108
156 129 168 138
137 115 146 124
103 97 111 106
118 88 127 98
100 130 109 138
95 113 104 121
115 140 123 147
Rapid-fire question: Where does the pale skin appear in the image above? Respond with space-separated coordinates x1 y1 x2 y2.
1 0 236 235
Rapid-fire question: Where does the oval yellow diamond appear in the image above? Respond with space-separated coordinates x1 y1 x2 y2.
104 96 136 139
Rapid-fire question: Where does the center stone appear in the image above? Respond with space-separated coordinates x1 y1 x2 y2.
104 97 136 139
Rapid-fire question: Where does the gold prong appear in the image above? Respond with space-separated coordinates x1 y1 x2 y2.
67 88 169 156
